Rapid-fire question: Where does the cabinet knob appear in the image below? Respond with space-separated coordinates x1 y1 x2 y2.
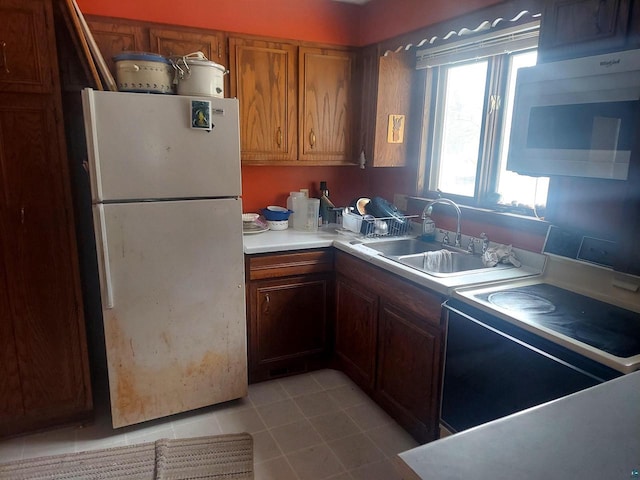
1 42 9 74
309 129 316 148
276 127 283 148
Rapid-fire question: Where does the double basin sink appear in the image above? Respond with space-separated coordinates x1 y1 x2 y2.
363 237 512 277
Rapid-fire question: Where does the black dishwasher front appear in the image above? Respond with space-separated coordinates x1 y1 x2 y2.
440 299 621 434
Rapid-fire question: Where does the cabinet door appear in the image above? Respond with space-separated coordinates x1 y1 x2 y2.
299 47 354 164
371 52 413 167
229 37 297 163
0 0 54 94
0 266 23 423
0 96 91 435
249 274 331 382
86 18 148 80
334 275 378 392
538 0 632 61
376 299 442 443
149 27 225 62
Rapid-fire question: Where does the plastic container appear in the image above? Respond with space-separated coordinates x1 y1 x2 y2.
342 210 363 234
261 206 292 221
293 197 319 232
287 192 305 228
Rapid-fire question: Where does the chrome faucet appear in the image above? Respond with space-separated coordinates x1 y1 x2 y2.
421 198 462 248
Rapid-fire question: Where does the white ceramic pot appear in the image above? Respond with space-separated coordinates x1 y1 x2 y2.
113 52 174 94
174 52 227 98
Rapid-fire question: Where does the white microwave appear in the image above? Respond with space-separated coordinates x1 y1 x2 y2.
507 49 640 180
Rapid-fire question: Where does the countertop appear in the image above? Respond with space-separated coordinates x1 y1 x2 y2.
396 370 640 480
243 225 545 295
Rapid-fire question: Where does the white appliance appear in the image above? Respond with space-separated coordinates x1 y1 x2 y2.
508 48 640 180
81 88 247 428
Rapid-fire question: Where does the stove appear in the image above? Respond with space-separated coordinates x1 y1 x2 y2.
453 259 640 374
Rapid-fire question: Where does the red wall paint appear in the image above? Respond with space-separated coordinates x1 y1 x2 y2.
241 165 415 213
358 0 503 46
76 0 362 45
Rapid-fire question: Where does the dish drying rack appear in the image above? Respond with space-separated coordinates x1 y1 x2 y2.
341 211 418 238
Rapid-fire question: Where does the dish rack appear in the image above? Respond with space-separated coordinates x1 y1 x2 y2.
342 211 418 238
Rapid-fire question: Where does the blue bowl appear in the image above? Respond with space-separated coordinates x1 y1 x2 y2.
261 206 292 221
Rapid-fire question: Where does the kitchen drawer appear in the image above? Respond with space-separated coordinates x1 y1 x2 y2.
247 248 334 280
335 250 443 327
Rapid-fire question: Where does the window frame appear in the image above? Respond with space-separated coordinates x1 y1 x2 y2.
418 46 543 214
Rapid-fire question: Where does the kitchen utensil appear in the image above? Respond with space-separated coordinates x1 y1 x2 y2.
113 52 174 94
173 52 227 98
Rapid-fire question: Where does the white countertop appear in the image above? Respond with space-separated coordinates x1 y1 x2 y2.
243 226 337 254
243 226 545 296
397 370 640 480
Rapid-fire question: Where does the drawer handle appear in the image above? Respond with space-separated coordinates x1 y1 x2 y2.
1 42 9 74
309 129 316 148
276 127 282 148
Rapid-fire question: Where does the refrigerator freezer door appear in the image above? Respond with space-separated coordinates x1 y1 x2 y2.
82 89 241 202
93 198 247 428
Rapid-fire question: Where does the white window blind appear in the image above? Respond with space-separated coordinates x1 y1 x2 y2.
416 21 539 69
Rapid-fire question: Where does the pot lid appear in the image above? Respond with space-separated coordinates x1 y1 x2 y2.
112 51 171 64
178 57 226 71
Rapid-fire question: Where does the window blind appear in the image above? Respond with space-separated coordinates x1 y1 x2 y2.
416 21 539 69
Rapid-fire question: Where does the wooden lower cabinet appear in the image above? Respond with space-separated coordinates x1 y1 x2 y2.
246 249 334 383
376 300 442 443
334 277 378 391
334 250 445 443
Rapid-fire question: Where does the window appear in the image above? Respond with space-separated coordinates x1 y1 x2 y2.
418 23 548 216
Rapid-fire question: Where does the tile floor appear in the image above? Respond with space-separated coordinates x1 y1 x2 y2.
0 369 419 479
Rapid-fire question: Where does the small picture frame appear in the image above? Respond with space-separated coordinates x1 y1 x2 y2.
191 100 212 130
387 114 405 144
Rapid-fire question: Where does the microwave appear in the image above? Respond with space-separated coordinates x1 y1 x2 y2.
508 49 640 180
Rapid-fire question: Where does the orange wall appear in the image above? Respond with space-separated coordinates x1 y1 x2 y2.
241 165 414 213
76 0 362 45
359 0 503 45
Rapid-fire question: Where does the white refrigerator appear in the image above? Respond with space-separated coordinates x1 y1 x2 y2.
81 89 247 428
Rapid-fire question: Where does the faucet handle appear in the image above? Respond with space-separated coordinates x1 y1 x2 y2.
480 232 490 253
467 237 477 254
440 230 450 245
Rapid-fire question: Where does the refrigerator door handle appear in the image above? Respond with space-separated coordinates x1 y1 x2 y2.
94 204 115 309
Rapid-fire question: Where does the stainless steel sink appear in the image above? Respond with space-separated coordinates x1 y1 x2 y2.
393 251 510 277
364 238 445 256
364 237 513 277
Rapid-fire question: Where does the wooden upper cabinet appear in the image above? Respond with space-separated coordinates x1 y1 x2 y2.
299 46 355 164
229 37 297 163
85 18 148 79
358 49 413 167
538 0 632 61
0 0 54 94
149 27 225 62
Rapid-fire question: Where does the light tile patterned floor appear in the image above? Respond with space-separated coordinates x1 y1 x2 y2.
0 369 418 479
